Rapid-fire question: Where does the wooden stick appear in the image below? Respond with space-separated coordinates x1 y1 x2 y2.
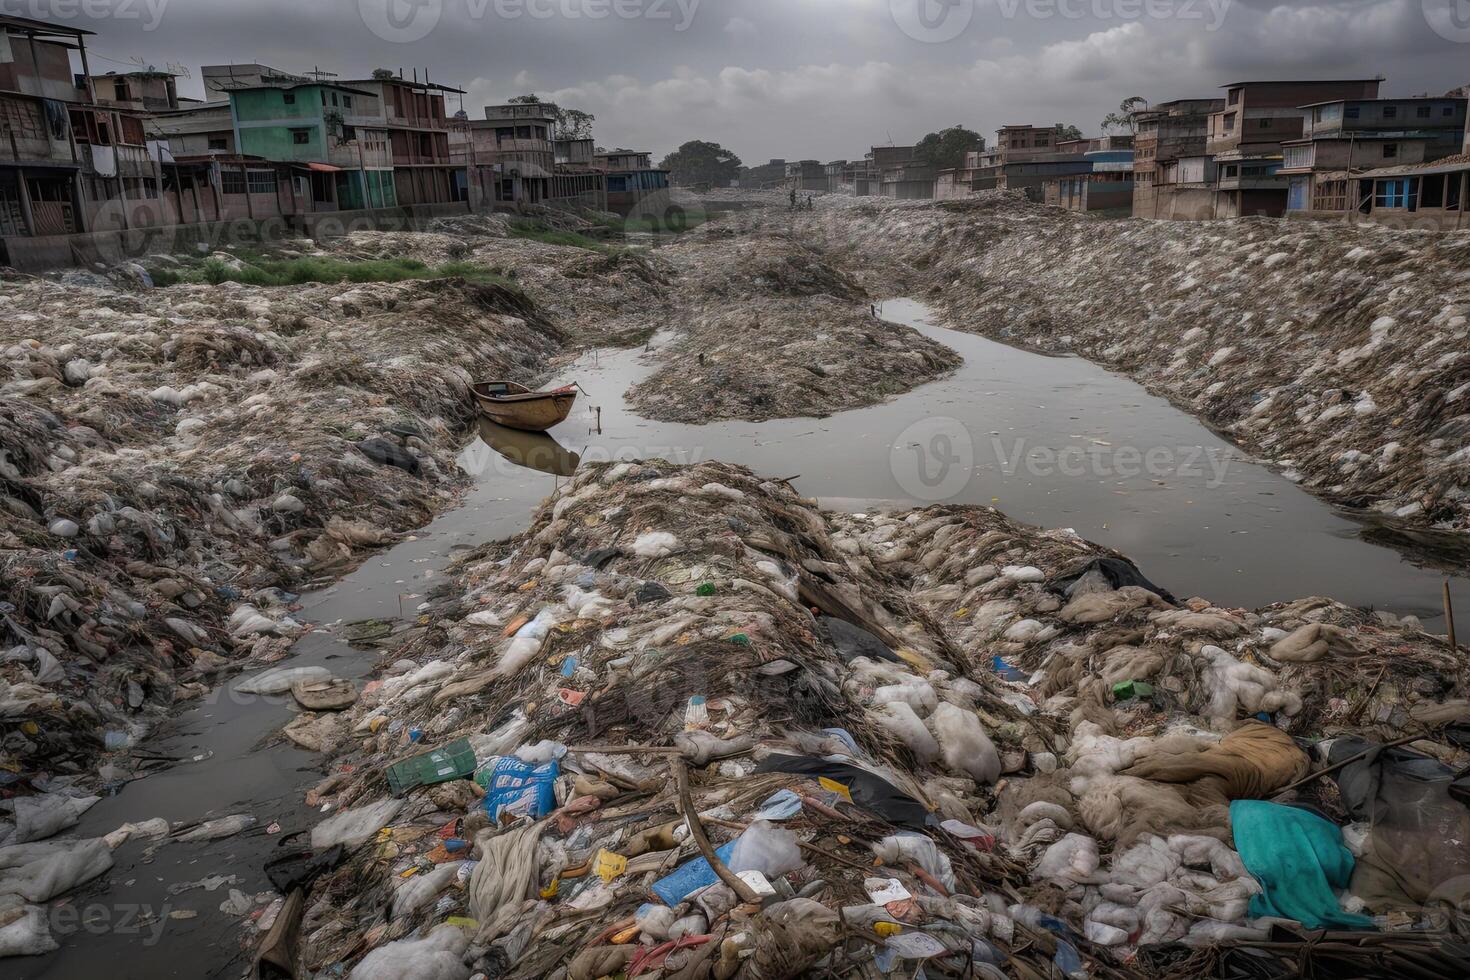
1446 580 1458 652
1271 732 1431 797
671 757 760 904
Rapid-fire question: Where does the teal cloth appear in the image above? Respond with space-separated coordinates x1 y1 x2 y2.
1230 800 1374 930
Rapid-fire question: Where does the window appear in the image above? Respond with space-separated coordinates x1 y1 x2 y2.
207 137 227 150
320 91 326 106
1228 88 1240 105
1383 105 1398 119
1258 117 1273 129
120 115 145 145
1345 106 1360 119
342 96 352 110
221 169 247 194
331 92 339 106
1383 143 1398 159
1374 177 1416 210
1446 106 1458 117
1417 105 1431 119
1223 112 1237 131
283 92 296 105
292 128 311 145
247 170 276 194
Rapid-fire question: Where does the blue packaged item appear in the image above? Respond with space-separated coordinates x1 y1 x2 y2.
752 789 803 821
478 756 560 821
651 840 737 905
993 656 1027 681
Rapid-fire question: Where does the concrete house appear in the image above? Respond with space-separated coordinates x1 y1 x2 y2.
854 146 913 196
1042 136 1135 212
1131 98 1222 218
960 126 1091 201
226 81 393 212
0 13 165 258
90 70 180 112
784 159 825 192
1203 78 1383 218
336 77 465 208
1280 96 1467 215
452 102 557 205
595 148 670 215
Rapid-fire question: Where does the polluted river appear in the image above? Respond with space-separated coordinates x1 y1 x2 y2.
24 297 1467 978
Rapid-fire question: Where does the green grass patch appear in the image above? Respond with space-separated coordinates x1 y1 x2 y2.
505 217 615 252
620 208 710 235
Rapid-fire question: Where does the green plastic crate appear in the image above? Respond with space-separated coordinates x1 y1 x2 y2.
385 737 477 796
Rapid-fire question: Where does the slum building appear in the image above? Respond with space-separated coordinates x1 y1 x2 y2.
594 148 671 216
333 75 467 208
1280 93 1466 218
1201 78 1385 219
0 14 166 267
1131 98 1222 218
1042 135 1135 212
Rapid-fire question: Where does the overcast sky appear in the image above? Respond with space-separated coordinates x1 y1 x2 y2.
55 0 1470 163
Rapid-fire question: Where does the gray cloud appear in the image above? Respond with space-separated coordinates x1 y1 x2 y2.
49 0 1470 164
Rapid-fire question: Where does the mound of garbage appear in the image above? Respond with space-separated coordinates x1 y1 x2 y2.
622 227 960 423
0 272 560 779
277 460 1470 979
725 193 1470 537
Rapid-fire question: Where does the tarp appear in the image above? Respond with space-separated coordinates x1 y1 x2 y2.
1328 736 1470 912
1230 800 1373 930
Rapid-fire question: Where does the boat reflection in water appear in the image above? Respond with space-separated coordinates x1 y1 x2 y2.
475 418 581 477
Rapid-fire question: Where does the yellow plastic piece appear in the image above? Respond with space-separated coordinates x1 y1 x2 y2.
594 848 628 883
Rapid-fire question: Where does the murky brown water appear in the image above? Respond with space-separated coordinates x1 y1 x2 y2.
26 298 1466 978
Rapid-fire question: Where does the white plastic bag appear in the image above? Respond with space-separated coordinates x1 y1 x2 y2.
728 820 804 879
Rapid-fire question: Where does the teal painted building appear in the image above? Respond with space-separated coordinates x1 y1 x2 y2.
227 82 396 210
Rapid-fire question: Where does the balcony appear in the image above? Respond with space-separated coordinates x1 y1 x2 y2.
1217 174 1287 191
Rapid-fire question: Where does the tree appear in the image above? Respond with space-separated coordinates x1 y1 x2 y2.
659 140 743 187
1054 123 1085 141
507 93 595 140
913 125 985 171
371 68 396 80
1100 96 1149 135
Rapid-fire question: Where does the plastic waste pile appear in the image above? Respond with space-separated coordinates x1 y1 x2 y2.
282 460 1470 979
757 192 1470 536
0 271 561 782
624 233 962 423
331 207 961 425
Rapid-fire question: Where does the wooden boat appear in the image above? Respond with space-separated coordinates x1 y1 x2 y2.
471 381 577 432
